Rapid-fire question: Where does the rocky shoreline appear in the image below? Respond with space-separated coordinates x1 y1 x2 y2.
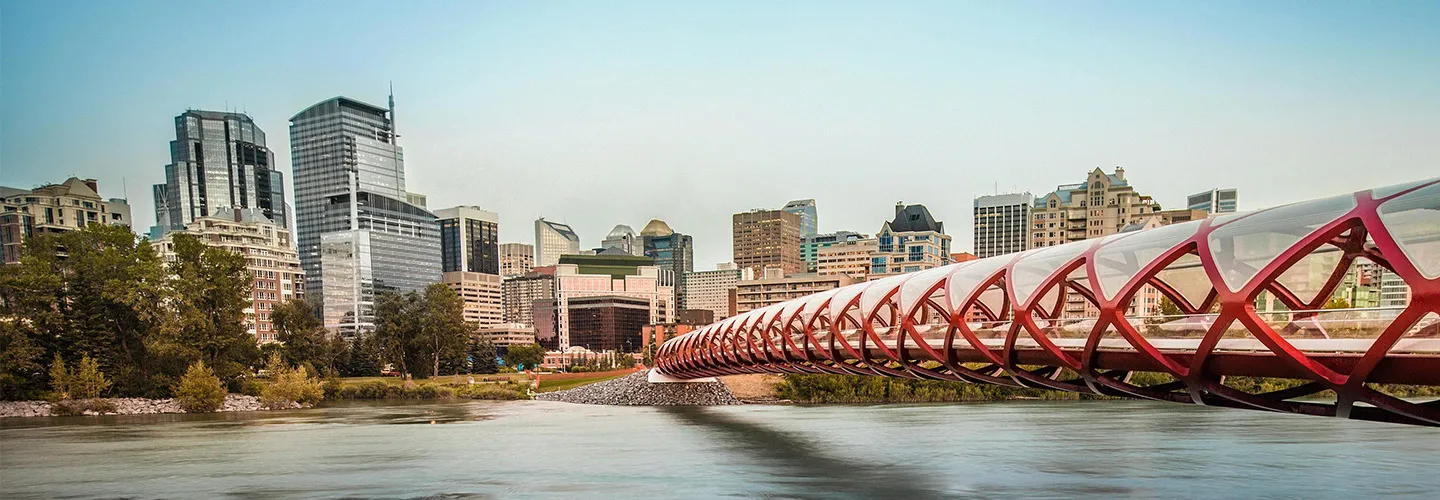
0 395 298 418
536 370 741 406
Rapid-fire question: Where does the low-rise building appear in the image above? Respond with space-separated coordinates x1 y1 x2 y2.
476 323 537 354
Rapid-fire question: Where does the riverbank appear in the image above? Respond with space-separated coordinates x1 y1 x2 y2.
0 395 291 418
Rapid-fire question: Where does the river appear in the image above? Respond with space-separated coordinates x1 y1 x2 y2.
2 399 1437 499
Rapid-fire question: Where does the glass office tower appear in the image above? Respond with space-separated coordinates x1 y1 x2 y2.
291 96 439 336
153 110 287 233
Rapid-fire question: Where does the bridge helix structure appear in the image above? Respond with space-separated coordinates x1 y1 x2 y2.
655 178 1440 426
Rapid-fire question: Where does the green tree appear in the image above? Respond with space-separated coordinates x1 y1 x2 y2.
259 353 323 409
48 354 73 400
0 321 44 399
173 360 226 413
162 233 259 384
0 225 170 396
273 298 331 372
504 343 546 371
340 333 383 377
72 354 112 399
469 335 499 374
1324 296 1352 310
374 291 422 377
418 284 470 378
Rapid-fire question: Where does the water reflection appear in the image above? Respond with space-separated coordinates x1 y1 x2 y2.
660 406 946 499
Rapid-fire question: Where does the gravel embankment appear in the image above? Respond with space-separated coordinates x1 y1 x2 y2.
0 395 294 418
535 370 741 406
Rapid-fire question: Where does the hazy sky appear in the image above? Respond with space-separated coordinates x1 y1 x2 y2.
3 1 1437 269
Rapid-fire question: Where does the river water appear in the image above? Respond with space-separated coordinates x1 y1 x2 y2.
2 399 1438 499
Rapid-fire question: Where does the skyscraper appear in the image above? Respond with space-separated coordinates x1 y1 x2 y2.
782 199 818 238
732 209 803 276
1187 188 1239 214
499 243 535 278
640 219 694 305
437 207 502 327
600 224 641 256
153 110 287 234
534 218 580 267
290 95 440 336
436 206 499 275
973 192 1034 258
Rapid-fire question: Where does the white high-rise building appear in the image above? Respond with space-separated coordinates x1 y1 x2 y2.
534 218 580 267
681 263 754 321
973 192 1034 258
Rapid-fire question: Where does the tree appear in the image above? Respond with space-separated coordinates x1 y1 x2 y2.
259 353 323 409
344 333 383 377
504 343 546 371
1324 296 1352 310
163 233 259 384
48 354 73 400
469 335 499 374
418 284 470 378
273 298 331 372
0 225 171 397
72 354 112 399
173 360 226 413
374 291 420 378
0 320 44 399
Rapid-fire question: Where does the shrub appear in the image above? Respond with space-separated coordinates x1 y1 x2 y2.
238 378 265 397
48 355 72 401
259 354 324 409
322 376 343 400
174 361 227 413
50 398 119 416
86 398 117 414
457 383 526 400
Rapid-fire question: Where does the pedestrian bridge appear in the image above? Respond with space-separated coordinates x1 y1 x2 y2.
654 178 1440 426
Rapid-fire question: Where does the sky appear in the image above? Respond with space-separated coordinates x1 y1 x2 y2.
3 1 1438 270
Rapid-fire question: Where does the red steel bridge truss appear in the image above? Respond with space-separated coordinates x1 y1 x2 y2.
655 178 1440 426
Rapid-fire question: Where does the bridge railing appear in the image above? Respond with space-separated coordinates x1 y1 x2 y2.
656 177 1440 425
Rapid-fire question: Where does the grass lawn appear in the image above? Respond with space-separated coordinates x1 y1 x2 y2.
536 373 630 393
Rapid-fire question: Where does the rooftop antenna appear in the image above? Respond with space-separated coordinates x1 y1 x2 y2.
388 81 398 143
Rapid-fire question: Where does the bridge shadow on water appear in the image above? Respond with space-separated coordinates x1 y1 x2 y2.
657 406 947 499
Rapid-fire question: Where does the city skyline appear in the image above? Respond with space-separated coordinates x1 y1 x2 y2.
4 1 1439 269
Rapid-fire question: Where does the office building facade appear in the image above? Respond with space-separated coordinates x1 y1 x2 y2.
973 192 1033 258
736 269 854 313
499 243 534 278
600 224 642 256
732 209 803 276
640 219 694 303
801 230 866 273
290 95 439 336
681 263 753 321
532 255 675 351
1187 188 1239 214
816 238 878 281
501 267 556 328
782 199 817 238
153 110 288 234
436 206 498 275
534 218 580 267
